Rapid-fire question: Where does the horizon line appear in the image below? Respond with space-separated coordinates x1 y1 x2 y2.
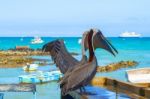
0 36 149 38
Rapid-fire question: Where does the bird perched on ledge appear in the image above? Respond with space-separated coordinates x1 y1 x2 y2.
60 29 117 95
42 28 118 96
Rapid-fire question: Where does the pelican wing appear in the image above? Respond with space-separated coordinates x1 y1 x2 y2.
42 40 79 73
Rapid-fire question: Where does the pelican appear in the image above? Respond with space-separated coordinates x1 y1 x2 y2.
59 29 118 95
42 28 118 95
59 28 118 86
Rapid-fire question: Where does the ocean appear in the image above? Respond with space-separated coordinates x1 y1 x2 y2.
0 37 150 99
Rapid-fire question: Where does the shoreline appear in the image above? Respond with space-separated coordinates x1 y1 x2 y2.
0 50 79 68
0 49 138 70
0 50 138 70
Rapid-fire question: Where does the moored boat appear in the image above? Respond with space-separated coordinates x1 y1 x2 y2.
23 63 39 71
19 70 63 83
31 36 44 44
119 32 141 38
126 68 150 84
78 38 82 44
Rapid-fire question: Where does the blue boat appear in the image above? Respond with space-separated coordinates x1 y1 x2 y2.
18 71 63 83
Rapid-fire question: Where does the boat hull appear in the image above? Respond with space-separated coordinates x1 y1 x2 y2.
19 71 63 84
119 32 141 38
23 64 38 71
126 68 150 84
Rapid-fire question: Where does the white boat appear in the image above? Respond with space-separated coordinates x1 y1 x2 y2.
19 70 63 83
23 63 39 71
126 68 150 83
119 32 141 38
31 36 44 44
78 38 82 44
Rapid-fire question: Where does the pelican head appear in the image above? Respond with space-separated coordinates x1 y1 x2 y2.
84 28 118 56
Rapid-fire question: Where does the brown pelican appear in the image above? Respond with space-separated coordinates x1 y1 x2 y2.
60 29 118 95
59 28 118 85
42 28 118 96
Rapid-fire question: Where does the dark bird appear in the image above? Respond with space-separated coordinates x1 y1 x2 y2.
42 28 118 96
59 29 118 95
59 28 118 87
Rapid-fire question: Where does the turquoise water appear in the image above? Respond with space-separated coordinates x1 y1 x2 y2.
0 37 150 99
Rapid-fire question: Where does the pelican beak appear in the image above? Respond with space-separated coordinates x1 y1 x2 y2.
92 29 118 56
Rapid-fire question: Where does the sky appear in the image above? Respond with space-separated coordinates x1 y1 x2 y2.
0 0 150 37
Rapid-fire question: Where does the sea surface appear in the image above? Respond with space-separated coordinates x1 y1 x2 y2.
0 37 150 99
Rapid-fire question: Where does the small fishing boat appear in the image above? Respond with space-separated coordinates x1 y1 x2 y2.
31 36 44 44
23 63 39 71
19 70 63 83
126 68 150 83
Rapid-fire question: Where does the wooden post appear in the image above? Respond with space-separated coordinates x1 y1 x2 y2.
91 77 150 98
